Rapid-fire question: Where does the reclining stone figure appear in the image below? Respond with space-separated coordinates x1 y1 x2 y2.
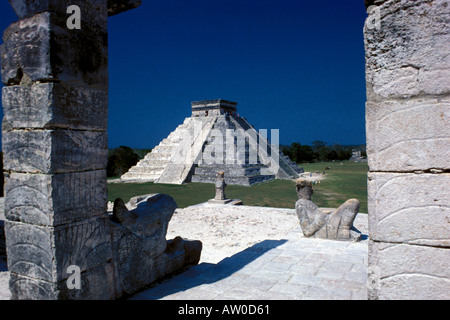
295 180 361 241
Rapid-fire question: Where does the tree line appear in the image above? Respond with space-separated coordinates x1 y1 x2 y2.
281 141 366 163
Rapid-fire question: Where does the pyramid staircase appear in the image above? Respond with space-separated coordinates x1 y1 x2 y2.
279 151 305 175
121 116 217 182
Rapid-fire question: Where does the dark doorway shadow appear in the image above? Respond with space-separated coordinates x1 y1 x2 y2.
0 258 6 272
0 220 6 272
131 239 288 299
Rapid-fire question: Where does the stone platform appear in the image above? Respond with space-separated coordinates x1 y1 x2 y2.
130 204 368 300
130 227 368 300
0 199 369 300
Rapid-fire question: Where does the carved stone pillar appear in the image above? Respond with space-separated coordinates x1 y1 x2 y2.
364 0 450 299
1 0 140 300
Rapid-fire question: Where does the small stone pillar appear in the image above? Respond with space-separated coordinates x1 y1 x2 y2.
1 0 140 299
364 0 450 299
208 171 232 204
215 171 227 200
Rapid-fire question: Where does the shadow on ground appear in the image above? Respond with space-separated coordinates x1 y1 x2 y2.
131 239 288 300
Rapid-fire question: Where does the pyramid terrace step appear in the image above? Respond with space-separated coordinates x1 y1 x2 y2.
191 173 274 186
153 145 177 153
120 172 160 181
158 141 179 148
193 166 262 177
148 152 172 161
128 165 165 173
138 159 170 167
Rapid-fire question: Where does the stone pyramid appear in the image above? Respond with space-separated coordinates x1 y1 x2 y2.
121 99 303 185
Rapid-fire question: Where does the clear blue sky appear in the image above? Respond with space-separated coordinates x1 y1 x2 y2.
0 0 368 149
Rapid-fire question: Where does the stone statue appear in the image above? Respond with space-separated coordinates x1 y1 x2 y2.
295 179 361 241
215 171 227 200
208 171 235 204
110 193 202 295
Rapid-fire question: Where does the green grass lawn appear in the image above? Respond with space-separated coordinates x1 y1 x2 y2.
107 161 368 212
107 179 298 209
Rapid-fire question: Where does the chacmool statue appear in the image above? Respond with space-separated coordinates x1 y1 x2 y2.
295 179 361 241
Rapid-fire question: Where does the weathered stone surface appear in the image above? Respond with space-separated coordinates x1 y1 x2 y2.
0 220 5 257
109 194 202 297
8 0 108 29
2 84 108 131
111 194 176 252
368 172 450 247
191 99 238 117
180 237 203 266
161 236 202 269
295 180 361 241
2 129 108 173
364 0 388 8
123 237 201 296
366 97 450 172
107 0 142 16
191 165 275 185
207 171 240 204
9 272 58 300
0 0 151 300
4 171 107 226
368 240 450 300
364 0 450 101
214 171 227 200
1 11 108 86
5 216 113 284
365 0 450 300
155 116 218 185
110 194 175 294
9 262 115 300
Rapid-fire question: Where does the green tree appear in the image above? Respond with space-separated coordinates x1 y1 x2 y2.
287 142 315 163
330 144 352 161
290 142 302 163
326 149 338 160
107 146 140 178
311 140 328 161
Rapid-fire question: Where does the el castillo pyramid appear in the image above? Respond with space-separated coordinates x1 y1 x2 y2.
121 99 303 185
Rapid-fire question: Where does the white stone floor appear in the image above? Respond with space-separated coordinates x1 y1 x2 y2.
130 227 368 300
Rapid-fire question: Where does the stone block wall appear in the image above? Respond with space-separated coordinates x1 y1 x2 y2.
364 0 450 299
1 0 113 299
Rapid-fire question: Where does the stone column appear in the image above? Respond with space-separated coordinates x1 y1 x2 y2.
364 0 450 299
1 0 139 299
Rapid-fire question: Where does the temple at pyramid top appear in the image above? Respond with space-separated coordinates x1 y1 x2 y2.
192 99 237 117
